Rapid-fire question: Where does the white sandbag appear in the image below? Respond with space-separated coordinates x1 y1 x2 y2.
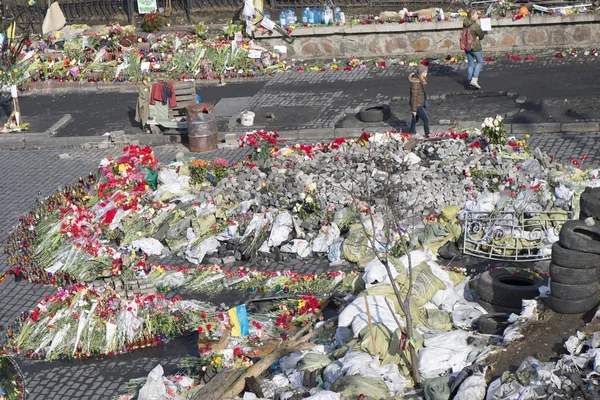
380 363 410 395
131 238 164 256
138 364 167 400
305 391 341 400
362 258 398 286
418 331 488 379
451 304 485 330
268 211 293 247
454 374 486 400
327 350 381 381
338 295 404 337
312 223 341 253
185 236 219 264
399 249 435 271
323 360 344 384
42 2 66 34
280 239 311 258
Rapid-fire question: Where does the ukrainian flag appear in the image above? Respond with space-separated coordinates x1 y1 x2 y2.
227 304 250 337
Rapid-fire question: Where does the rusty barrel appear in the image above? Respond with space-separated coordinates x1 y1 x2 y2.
186 103 217 153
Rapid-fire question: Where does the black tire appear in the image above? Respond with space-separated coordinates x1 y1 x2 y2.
475 313 511 335
549 293 599 314
550 280 598 300
477 299 522 315
477 268 544 309
358 104 391 123
559 220 600 254
551 242 600 269
549 262 599 284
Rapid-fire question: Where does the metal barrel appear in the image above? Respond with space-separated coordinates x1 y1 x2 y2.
187 103 218 153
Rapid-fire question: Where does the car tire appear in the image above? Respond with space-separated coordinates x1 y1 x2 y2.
549 293 599 314
551 242 600 269
477 268 544 309
559 220 600 255
477 299 522 316
475 313 511 335
358 104 392 123
549 262 599 284
550 281 598 300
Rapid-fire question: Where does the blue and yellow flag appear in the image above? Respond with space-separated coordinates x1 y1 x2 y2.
227 304 249 337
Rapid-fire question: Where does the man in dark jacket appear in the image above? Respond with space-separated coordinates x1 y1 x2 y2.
409 64 430 137
462 9 486 89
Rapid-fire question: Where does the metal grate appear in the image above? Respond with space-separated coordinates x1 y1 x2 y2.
461 210 570 261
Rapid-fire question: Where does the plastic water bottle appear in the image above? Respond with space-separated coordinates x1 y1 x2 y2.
264 11 271 20
324 6 333 25
287 9 295 26
279 10 287 27
334 6 341 23
302 7 309 24
308 8 315 24
320 8 325 24
315 8 322 24
291 8 298 23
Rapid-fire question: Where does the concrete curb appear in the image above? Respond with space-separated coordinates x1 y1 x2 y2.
0 120 598 151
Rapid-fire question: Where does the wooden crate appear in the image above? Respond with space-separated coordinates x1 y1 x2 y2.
169 81 197 119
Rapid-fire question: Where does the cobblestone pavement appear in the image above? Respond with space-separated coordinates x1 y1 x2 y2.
1 132 599 398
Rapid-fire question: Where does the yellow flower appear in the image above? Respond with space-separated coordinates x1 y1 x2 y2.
330 64 338 69
298 300 307 308
525 134 530 138
215 357 222 364
13 68 18 73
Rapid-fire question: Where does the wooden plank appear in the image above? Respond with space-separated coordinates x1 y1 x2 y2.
194 368 246 400
175 94 197 102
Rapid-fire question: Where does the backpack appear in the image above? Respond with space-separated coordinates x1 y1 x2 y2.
460 26 476 51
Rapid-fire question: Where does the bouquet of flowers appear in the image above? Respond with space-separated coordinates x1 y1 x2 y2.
481 115 507 146
238 130 284 162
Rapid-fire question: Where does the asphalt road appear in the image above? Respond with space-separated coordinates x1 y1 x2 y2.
2 55 599 137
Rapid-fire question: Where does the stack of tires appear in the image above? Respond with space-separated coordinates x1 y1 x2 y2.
550 187 600 314
476 267 544 315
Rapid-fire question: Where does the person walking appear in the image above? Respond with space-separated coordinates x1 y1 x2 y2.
460 9 486 89
409 64 430 137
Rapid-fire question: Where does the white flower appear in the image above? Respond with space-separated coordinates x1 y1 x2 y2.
256 148 261 152
493 120 499 127
99 158 111 167
300 193 306 200
496 115 503 122
306 196 314 204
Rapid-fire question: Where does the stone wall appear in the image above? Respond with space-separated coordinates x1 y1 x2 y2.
254 14 600 58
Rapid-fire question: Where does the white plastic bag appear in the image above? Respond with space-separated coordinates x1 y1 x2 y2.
185 237 220 264
138 365 167 400
268 212 293 247
131 238 164 256
328 238 344 265
312 223 341 253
